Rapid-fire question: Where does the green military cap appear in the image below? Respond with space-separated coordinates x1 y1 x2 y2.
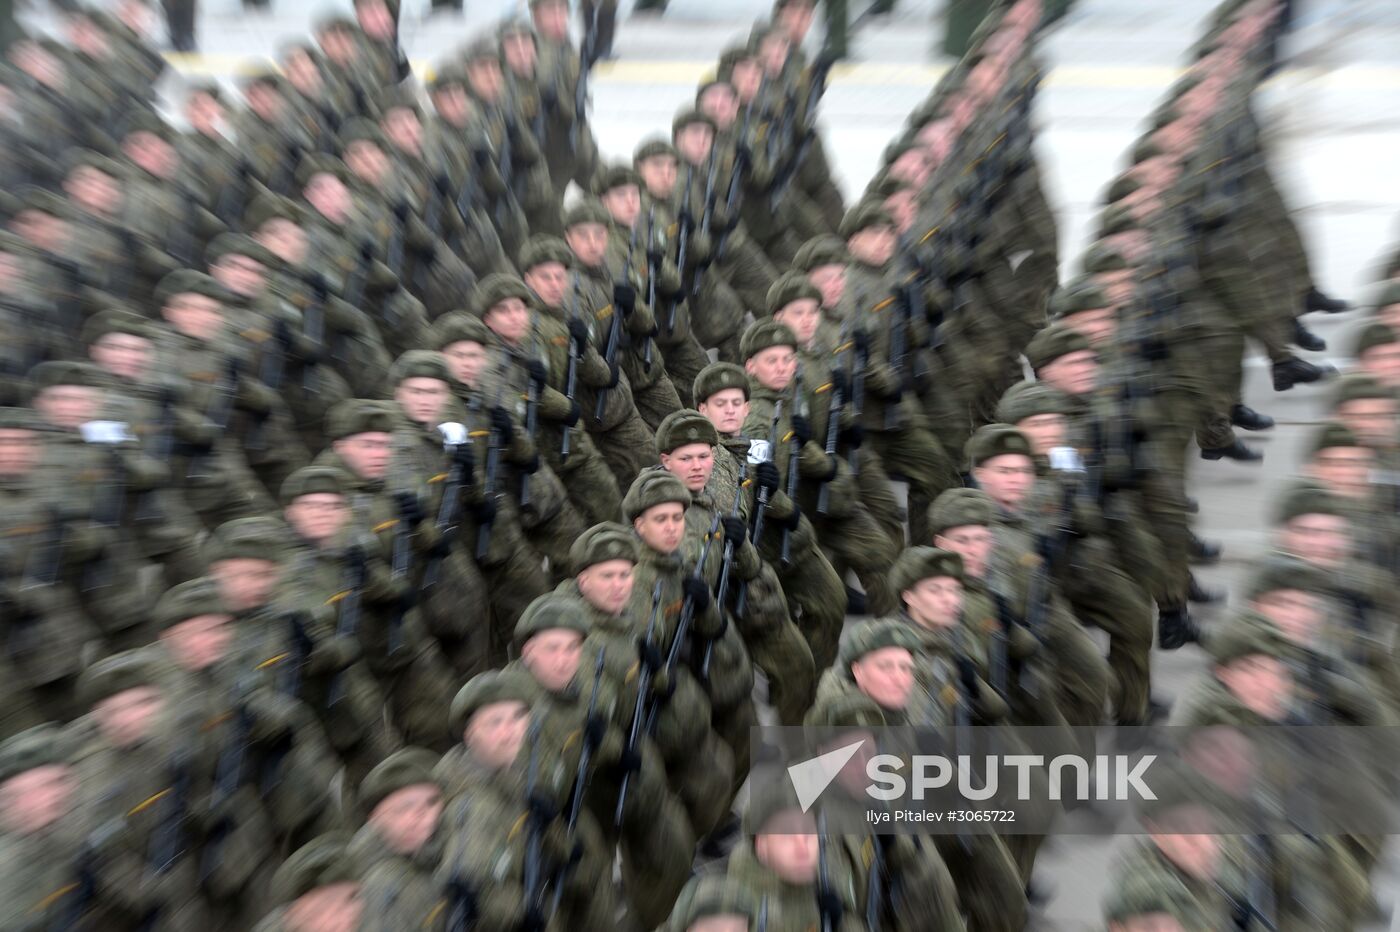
430 311 491 350
1206 619 1287 667
1148 105 1182 133
205 232 278 269
766 271 822 317
357 747 441 820
1102 868 1199 922
337 116 388 152
0 407 44 432
1078 239 1131 275
672 874 758 927
154 578 228 631
743 765 807 834
460 35 499 65
995 380 1070 425
622 470 691 522
772 0 815 9
655 409 719 453
869 173 913 201
0 725 71 786
1374 280 1400 310
428 63 469 93
838 618 922 670
1245 555 1329 600
693 362 750 405
570 522 639 573
715 44 754 81
518 235 573 273
241 66 288 93
593 163 641 196
1025 324 1092 371
1129 137 1166 164
448 669 536 737
880 138 920 169
62 148 126 181
889 546 964 596
380 86 425 121
1096 203 1138 236
205 516 290 565
965 423 1034 468
740 319 798 360
528 0 568 8
121 109 174 143
185 79 224 103
1104 174 1143 205
472 273 532 317
791 234 849 272
1331 373 1393 409
839 202 895 239
1273 483 1348 526
295 152 350 189
562 198 611 231
326 399 398 441
270 833 359 906
389 350 451 387
313 9 358 33
513 593 590 653
1351 321 1397 358
15 185 73 219
1308 421 1363 458
77 650 162 710
1048 280 1112 320
496 17 535 41
928 487 995 536
633 137 678 165
80 308 153 347
1165 69 1206 102
154 270 231 309
803 692 888 731
671 108 717 136
280 465 350 506
27 360 107 394
244 194 306 232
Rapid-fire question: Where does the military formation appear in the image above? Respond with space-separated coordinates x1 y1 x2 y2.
0 0 1390 927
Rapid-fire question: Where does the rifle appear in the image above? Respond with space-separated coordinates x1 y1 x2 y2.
280 610 315 699
520 348 542 508
769 53 837 212
595 225 637 422
445 871 478 932
758 896 769 931
642 204 658 371
989 590 1015 702
885 282 913 431
700 472 746 683
689 148 719 296
780 372 804 566
614 579 664 826
665 164 694 336
1022 479 1075 663
384 493 414 657
200 684 254 886
561 275 582 463
714 87 760 262
520 717 548 932
187 357 239 480
302 281 326 395
816 359 844 516
816 810 838 932
846 313 867 475
866 832 887 932
326 533 369 708
550 648 606 919
739 400 784 617
133 387 177 524
644 510 722 731
7 507 65 663
475 388 504 561
495 106 517 227
423 443 469 589
572 5 600 147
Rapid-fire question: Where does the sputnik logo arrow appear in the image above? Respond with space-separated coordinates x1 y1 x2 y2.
786 740 865 813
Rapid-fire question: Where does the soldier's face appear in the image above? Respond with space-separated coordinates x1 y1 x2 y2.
1039 349 1099 397
0 765 76 836
601 185 641 229
758 35 790 76
256 218 308 267
1278 514 1350 568
335 431 395 480
304 173 351 225
160 613 235 672
211 254 268 299
1217 655 1292 722
163 292 224 341
934 526 993 580
64 167 120 216
884 192 916 234
637 156 678 201
245 84 284 121
744 346 797 392
431 86 472 126
94 686 165 749
285 882 363 932
355 0 395 41
122 131 177 178
184 92 224 135
661 442 714 493
382 108 422 154
675 125 714 168
848 227 895 267
902 576 963 629
698 388 749 436
523 262 569 308
443 340 489 389
1111 915 1186 932
577 559 635 615
484 298 532 347
731 60 762 103
973 454 1036 511
822 731 875 796
466 60 503 102
90 332 154 382
850 647 916 711
212 558 282 612
502 35 536 76
1337 397 1398 447
34 384 101 430
687 917 749 932
1015 413 1066 455
465 700 530 769
11 209 66 254
634 502 686 555
1360 342 1400 388
777 2 815 45
286 493 350 546
565 223 609 268
531 3 569 43
1251 589 1321 647
1381 302 1400 333
369 784 443 856
282 51 321 95
916 119 955 167
891 151 930 191
11 41 63 88
1062 305 1118 347
345 140 390 185
0 429 40 477
775 299 821 347
317 28 356 64
808 265 845 308
522 629 584 693
699 85 739 132
1308 445 1374 500
66 16 108 56
754 813 819 883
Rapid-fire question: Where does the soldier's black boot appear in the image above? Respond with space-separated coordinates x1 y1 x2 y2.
1200 439 1263 463
1188 532 1221 565
1272 355 1335 391
1293 319 1327 352
1229 404 1274 431
1305 286 1350 314
1157 605 1200 650
1187 574 1224 604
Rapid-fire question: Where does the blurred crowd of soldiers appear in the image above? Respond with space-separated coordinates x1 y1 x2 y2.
0 0 1388 928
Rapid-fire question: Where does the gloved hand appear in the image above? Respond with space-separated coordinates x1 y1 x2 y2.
790 413 812 446
395 490 425 527
526 359 548 385
613 282 637 314
518 454 541 475
840 423 865 449
755 461 781 494
392 200 410 222
560 401 581 428
490 406 516 445
956 656 980 699
474 496 498 525
567 317 590 348
681 576 711 613
721 515 747 547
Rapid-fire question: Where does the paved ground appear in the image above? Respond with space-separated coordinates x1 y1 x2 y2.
24 0 1400 926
